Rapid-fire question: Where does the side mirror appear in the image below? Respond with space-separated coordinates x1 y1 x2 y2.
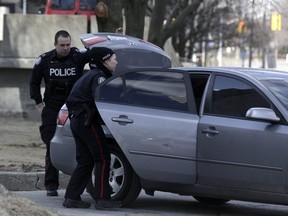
246 107 280 122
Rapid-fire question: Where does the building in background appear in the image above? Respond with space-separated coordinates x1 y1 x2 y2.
0 0 22 13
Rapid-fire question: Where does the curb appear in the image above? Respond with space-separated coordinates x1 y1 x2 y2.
0 171 70 191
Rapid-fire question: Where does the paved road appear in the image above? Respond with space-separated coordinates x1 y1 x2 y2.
15 189 288 216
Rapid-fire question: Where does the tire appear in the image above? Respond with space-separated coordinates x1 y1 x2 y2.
86 144 142 207
193 196 230 205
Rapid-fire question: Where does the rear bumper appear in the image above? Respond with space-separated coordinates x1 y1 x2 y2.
50 126 76 175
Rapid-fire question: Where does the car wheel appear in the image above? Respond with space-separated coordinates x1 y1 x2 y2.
193 196 230 205
109 144 142 206
86 144 142 207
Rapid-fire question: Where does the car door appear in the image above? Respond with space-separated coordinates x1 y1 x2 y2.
197 74 288 193
95 69 199 184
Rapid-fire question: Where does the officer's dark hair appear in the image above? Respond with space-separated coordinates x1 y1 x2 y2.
54 30 71 44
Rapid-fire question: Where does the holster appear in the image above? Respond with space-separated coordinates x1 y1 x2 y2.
82 103 96 127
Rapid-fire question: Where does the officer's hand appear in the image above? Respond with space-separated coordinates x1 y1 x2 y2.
115 27 123 34
36 103 44 113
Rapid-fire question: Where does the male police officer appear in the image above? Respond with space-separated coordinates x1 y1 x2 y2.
63 47 121 209
30 30 97 197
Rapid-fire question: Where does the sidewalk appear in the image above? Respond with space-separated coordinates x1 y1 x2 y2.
0 171 69 191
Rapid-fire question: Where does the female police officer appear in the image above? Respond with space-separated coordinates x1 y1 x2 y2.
63 47 121 210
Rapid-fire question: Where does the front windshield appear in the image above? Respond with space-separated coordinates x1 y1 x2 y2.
260 78 288 110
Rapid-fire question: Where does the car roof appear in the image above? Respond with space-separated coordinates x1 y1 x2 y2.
174 66 288 80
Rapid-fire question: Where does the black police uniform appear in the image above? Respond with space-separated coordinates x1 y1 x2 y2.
30 47 94 192
64 65 112 201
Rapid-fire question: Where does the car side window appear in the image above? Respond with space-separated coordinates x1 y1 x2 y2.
52 0 75 9
80 0 97 10
98 76 125 103
125 71 188 112
206 75 271 118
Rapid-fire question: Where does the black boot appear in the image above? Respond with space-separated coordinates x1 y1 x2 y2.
94 199 122 210
63 198 91 208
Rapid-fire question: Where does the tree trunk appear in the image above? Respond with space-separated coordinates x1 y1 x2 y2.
153 0 202 49
148 0 167 45
124 0 148 39
178 25 186 60
95 0 124 33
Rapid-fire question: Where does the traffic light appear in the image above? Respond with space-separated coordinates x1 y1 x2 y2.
238 20 245 34
271 14 281 31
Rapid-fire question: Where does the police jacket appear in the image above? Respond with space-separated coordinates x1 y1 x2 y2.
66 65 112 114
30 47 95 110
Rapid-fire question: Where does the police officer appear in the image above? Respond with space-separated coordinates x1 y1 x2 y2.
30 30 97 197
63 47 121 209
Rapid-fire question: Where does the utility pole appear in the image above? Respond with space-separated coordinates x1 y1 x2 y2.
261 11 266 68
217 15 223 66
248 0 254 67
23 0 27 15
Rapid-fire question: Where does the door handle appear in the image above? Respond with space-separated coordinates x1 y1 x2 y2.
111 115 133 124
202 128 219 135
202 127 219 137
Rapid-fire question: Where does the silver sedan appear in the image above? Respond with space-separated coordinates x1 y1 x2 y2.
51 67 288 207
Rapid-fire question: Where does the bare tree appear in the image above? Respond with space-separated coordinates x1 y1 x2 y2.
124 0 148 38
147 0 167 46
95 0 124 33
95 0 148 38
148 0 203 49
26 0 279 65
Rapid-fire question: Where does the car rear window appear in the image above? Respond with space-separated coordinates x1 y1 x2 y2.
114 49 171 73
